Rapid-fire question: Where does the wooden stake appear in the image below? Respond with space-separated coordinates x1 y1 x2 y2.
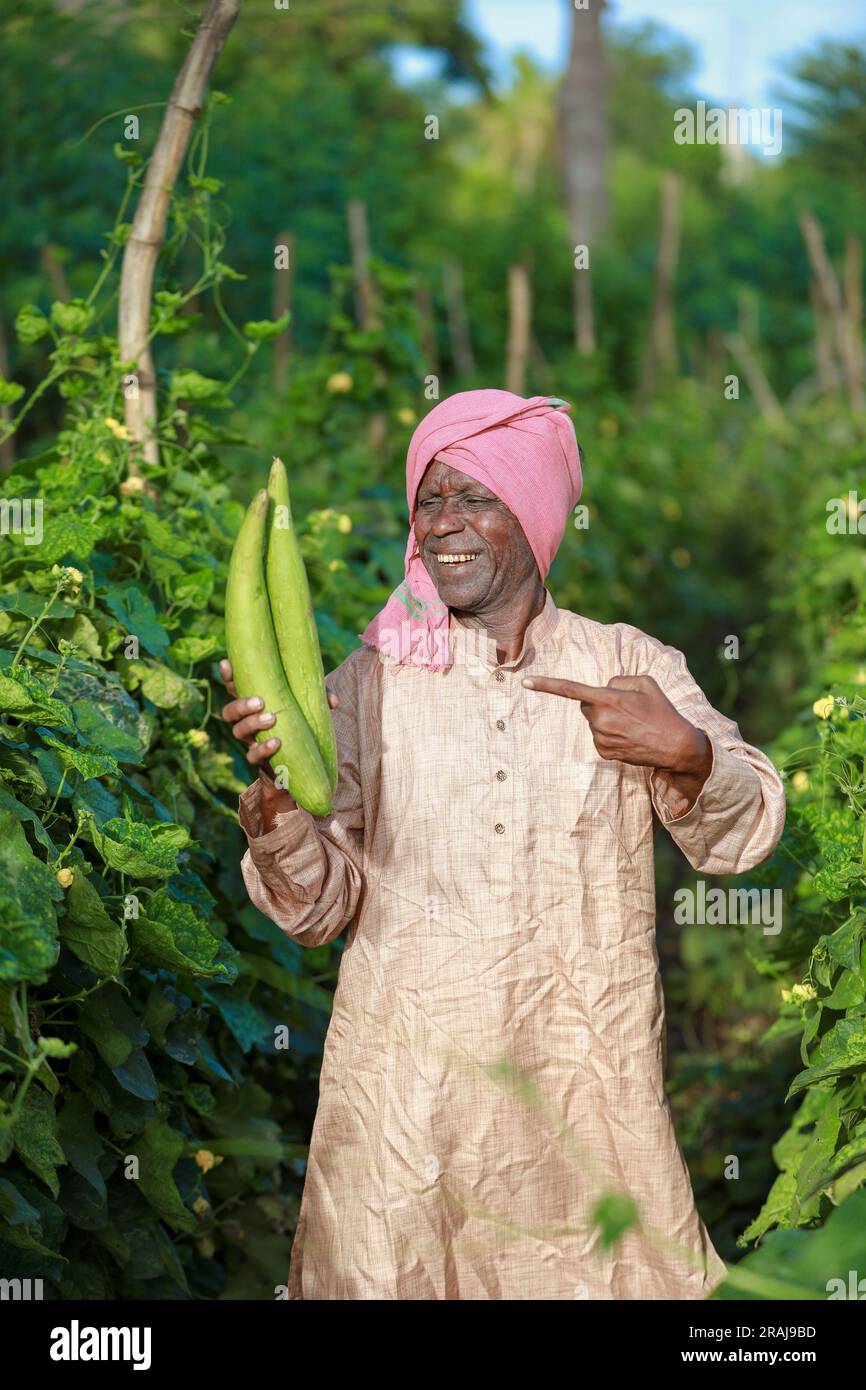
413 277 439 376
505 263 531 395
443 257 475 377
118 0 242 473
844 234 864 414
347 198 380 331
810 279 836 395
272 229 294 391
724 331 786 426
637 171 682 406
799 211 863 414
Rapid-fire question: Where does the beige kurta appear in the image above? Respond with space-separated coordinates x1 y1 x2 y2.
238 590 786 1300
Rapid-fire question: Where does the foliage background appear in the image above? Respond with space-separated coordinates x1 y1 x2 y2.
0 0 864 1299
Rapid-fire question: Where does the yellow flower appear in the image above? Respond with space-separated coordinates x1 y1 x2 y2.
187 729 210 749
791 771 810 792
670 547 691 568
65 567 84 586
791 983 817 1003
337 514 352 534
812 696 835 719
56 867 74 889
780 987 792 1003
195 1149 215 1173
326 371 353 394
396 407 416 427
660 497 682 521
192 1197 210 1218
120 475 145 496
854 667 866 685
104 416 132 440
328 558 343 572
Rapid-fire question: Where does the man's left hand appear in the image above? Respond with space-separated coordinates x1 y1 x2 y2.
521 672 711 778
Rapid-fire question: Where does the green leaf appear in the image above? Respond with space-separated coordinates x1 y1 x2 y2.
242 312 290 341
592 1192 639 1251
13 1087 66 1197
0 372 25 406
88 817 190 880
15 304 50 344
0 785 54 852
0 593 75 619
0 811 62 984
33 513 98 565
135 1113 197 1233
168 568 213 608
739 1168 798 1243
39 733 120 781
131 889 239 981
0 1176 40 1227
78 984 147 1071
61 873 126 978
169 635 220 665
169 370 227 402
0 670 74 730
124 659 193 711
50 298 94 336
788 1018 866 1097
99 582 170 661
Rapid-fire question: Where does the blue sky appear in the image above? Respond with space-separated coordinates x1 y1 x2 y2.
398 0 864 107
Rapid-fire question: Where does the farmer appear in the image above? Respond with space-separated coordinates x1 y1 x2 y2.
220 389 786 1301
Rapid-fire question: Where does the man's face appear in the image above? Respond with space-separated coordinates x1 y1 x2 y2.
413 458 539 612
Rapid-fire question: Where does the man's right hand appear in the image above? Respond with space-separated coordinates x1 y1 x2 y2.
219 658 340 818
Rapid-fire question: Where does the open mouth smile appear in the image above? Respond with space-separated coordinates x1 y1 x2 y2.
434 552 480 566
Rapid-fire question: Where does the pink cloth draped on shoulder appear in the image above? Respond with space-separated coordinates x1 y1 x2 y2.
360 389 583 671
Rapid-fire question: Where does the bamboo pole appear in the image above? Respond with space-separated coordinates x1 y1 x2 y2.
413 278 439 375
724 331 786 426
505 263 532 396
810 279 836 395
272 229 294 390
118 0 242 473
442 257 475 377
799 211 863 414
347 198 380 331
636 171 682 406
843 234 864 414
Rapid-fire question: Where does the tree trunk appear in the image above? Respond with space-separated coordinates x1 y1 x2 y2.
272 228 294 391
810 279 836 395
118 0 242 473
799 211 863 414
557 0 608 356
724 331 786 426
844 234 864 414
413 277 439 376
347 198 380 331
443 257 475 377
636 171 682 407
505 263 532 395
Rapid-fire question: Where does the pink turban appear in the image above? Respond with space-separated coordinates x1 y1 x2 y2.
360 389 582 671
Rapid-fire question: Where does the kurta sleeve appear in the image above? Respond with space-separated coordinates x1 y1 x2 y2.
629 633 786 875
236 654 365 948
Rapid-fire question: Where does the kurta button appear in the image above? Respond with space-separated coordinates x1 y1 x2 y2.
494 822 505 834
495 719 505 730
496 770 507 781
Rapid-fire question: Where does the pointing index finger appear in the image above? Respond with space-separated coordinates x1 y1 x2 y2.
521 676 624 702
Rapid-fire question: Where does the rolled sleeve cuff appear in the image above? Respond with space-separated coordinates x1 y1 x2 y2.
650 731 752 829
238 776 317 862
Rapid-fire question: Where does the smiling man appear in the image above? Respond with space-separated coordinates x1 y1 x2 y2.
222 389 786 1301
